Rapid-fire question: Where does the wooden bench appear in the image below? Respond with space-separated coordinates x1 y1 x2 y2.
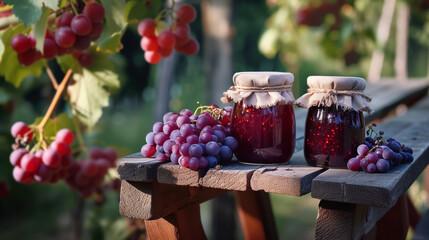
117 80 429 240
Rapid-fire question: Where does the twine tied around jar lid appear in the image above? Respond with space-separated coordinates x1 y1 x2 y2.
295 76 372 113
221 71 295 109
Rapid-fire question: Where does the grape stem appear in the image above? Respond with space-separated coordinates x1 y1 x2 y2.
44 63 59 90
37 69 73 130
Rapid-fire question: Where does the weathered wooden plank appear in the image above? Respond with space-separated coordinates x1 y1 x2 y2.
312 119 429 208
250 151 325 196
157 160 260 191
117 153 166 181
119 180 225 220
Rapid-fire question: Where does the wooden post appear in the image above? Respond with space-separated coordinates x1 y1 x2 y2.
235 191 278 240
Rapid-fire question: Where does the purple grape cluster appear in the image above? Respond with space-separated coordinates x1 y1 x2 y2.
141 107 238 170
347 135 414 173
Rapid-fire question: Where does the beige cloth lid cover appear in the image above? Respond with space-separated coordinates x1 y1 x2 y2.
295 76 372 113
221 72 295 108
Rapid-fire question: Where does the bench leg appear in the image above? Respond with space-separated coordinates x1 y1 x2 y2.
235 191 278 240
375 194 409 240
144 203 207 240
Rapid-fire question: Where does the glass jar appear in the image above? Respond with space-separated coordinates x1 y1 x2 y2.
231 102 296 164
304 106 364 168
296 76 372 168
222 71 296 164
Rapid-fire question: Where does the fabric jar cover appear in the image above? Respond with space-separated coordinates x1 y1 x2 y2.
295 76 372 113
221 72 295 108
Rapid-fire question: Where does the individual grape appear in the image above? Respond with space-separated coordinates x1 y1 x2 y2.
180 123 193 138
190 114 198 121
21 153 41 173
356 154 365 160
387 141 401 153
163 112 173 122
402 146 413 154
11 121 33 141
89 22 103 40
359 158 368 169
366 152 378 164
78 51 94 67
42 148 61 168
158 46 173 57
186 134 199 145
50 140 70 156
180 38 199 55
170 153 180 164
34 164 53 183
205 141 220 156
137 18 156 37
163 140 175 154
199 132 212 144
218 146 233 163
90 146 105 160
357 144 369 156
83 2 105 22
154 132 169 146
170 129 181 141
176 115 191 127
10 148 27 167
13 166 33 184
145 132 155 145
179 156 190 167
103 147 117 165
382 148 394 160
174 25 190 46
188 157 200 170
365 137 376 145
179 143 191 157
56 128 74 145
366 163 377 173
156 154 170 162
394 153 403 164
189 144 203 157
201 126 214 134
144 50 162 64
200 156 208 169
73 35 91 50
71 14 93 36
163 121 178 135
196 115 211 129
399 152 408 164
141 36 158 51
177 4 197 24
153 122 163 133
386 137 395 142
404 152 414 162
55 27 76 48
206 156 218 168
11 34 30 53
82 161 98 177
172 144 181 155
214 130 225 143
61 155 73 169
141 144 156 157
211 134 219 143
375 148 383 159
17 49 37 66
180 109 193 117
167 113 180 122
224 136 238 151
57 12 74 27
158 30 176 49
347 157 360 171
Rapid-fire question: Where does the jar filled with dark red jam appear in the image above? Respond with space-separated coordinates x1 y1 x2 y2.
295 76 372 168
221 72 296 164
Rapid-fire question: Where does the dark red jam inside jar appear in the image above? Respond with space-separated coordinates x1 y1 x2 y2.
231 102 296 164
304 106 365 168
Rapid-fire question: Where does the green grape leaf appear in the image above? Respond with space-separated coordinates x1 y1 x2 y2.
33 6 50 54
97 0 127 53
68 52 120 128
33 113 75 145
3 0 59 27
124 0 161 22
56 54 80 73
0 23 45 88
